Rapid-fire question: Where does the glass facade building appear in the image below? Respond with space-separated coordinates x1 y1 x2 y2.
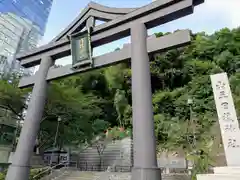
0 0 52 35
0 0 53 165
0 0 53 76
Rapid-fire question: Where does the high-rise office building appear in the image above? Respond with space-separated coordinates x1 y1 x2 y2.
0 0 53 165
0 0 53 76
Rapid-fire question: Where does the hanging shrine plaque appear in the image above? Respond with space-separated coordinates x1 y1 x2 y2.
71 32 91 68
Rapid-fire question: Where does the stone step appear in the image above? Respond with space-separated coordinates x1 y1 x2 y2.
34 169 192 180
65 172 190 180
65 172 129 180
214 167 240 174
65 172 101 180
80 151 121 155
79 154 122 156
80 152 121 155
197 174 240 180
66 176 100 180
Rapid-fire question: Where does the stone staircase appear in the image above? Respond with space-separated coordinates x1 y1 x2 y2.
77 138 133 171
57 171 190 180
39 137 192 180
62 171 103 180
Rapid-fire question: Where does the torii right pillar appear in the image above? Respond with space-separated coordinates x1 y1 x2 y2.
131 23 161 180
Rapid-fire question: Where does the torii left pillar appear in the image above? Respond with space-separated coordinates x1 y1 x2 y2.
6 57 53 180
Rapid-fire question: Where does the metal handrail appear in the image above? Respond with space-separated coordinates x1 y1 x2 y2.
33 161 68 179
32 139 100 179
32 134 116 179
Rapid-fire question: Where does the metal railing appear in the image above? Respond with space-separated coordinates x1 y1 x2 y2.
76 164 132 172
33 136 133 179
33 161 69 180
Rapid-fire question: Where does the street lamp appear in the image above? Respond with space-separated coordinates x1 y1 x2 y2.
187 98 196 147
187 98 194 174
50 117 61 167
187 98 193 105
187 98 193 136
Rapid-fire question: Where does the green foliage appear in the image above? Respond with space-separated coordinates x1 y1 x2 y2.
0 73 29 149
104 63 132 128
106 127 132 140
0 168 46 180
29 168 49 180
0 74 28 119
0 170 6 180
152 27 240 179
39 75 109 149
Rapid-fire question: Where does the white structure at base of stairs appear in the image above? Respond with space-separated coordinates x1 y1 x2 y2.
197 167 240 180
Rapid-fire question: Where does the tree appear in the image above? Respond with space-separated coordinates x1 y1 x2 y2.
104 63 132 128
38 79 108 151
151 27 240 178
0 72 29 120
0 72 29 150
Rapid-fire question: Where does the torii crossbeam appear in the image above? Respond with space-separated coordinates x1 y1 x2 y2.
6 1 204 180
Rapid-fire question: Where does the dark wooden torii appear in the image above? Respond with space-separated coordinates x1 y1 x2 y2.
6 1 204 180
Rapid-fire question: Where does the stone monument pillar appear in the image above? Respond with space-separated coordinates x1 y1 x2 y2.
197 72 240 180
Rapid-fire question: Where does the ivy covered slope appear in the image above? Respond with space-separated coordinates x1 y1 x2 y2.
153 28 240 147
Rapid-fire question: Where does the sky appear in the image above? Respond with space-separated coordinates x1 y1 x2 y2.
39 0 240 67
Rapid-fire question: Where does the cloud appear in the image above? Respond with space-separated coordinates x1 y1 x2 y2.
201 0 240 28
149 0 240 35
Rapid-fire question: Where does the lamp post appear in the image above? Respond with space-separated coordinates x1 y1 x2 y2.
187 98 196 175
50 117 61 166
187 98 196 149
187 98 193 136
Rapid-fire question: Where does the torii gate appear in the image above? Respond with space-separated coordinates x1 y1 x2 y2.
6 0 204 180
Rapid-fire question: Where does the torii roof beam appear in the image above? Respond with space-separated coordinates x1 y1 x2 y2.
17 0 203 68
19 30 191 88
51 1 138 42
